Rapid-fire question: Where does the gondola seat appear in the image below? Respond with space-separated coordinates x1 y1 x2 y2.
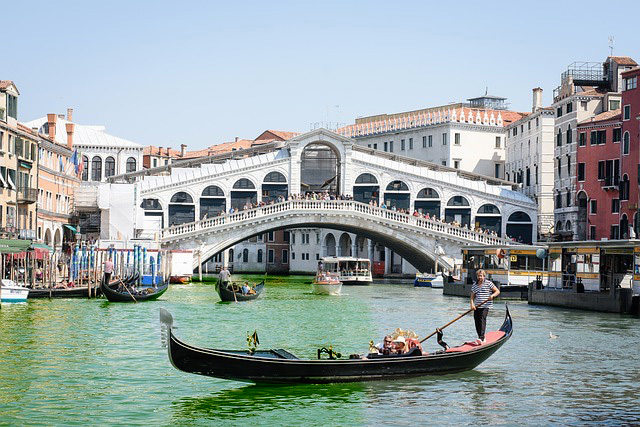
445 330 506 353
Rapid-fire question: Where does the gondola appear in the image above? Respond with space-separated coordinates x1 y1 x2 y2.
101 274 168 302
159 306 513 384
215 280 264 302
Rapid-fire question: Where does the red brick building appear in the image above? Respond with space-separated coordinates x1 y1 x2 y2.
575 66 640 240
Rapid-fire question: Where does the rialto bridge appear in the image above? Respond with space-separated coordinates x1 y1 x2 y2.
110 129 536 271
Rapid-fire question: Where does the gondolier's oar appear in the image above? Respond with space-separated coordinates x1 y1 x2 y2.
420 296 493 343
117 278 138 303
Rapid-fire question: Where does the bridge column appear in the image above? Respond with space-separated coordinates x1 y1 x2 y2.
222 249 229 268
368 240 374 263
385 247 392 274
351 241 357 257
335 243 340 257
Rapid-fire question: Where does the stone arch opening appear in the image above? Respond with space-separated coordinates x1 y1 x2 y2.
300 143 340 195
141 198 164 230
506 211 533 244
44 228 52 246
231 178 257 210
445 196 471 227
353 173 379 205
475 204 501 236
621 213 629 239
415 187 441 218
200 185 226 219
384 180 410 210
169 191 195 226
324 233 337 257
53 229 61 248
576 190 588 240
338 233 352 257
262 171 288 203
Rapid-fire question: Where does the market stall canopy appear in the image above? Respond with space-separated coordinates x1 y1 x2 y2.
64 224 78 233
0 239 32 254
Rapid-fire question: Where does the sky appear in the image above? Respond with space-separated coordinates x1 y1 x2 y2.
4 0 640 150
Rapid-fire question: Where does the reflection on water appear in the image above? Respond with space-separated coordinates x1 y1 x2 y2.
1 278 639 426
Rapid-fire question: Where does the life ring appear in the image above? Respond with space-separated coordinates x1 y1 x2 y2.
496 248 506 259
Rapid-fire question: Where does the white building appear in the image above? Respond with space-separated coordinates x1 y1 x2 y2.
505 88 556 237
552 57 637 239
339 96 528 179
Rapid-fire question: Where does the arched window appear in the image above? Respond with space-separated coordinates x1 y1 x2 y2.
355 173 378 184
620 174 630 201
81 155 89 181
263 171 286 182
105 156 116 177
417 188 439 199
556 128 562 146
233 178 255 189
385 180 409 191
126 157 137 173
242 248 249 263
257 249 263 263
91 156 102 181
477 204 500 214
201 185 225 197
170 192 194 204
565 220 572 231
508 211 532 222
623 131 630 155
556 221 563 231
447 196 470 206
566 124 572 145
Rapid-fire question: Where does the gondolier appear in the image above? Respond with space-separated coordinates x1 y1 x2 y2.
103 257 114 285
470 269 500 344
219 266 231 288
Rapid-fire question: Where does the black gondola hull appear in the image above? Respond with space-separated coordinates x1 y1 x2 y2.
215 280 264 302
161 307 512 384
101 276 168 302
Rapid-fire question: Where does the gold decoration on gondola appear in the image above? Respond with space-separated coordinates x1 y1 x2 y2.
390 328 419 341
246 330 259 354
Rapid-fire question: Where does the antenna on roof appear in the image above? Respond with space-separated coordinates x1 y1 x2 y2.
485 86 488 96
608 36 615 56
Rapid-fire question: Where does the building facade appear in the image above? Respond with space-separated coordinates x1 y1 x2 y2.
552 57 638 240
621 67 640 237
505 88 556 238
0 81 39 240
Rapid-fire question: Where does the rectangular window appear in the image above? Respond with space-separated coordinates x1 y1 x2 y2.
579 132 586 147
282 249 288 264
428 135 432 147
495 163 501 178
566 155 571 175
268 249 274 263
613 128 621 143
7 95 18 119
383 142 388 152
268 231 274 242
422 136 426 148
535 165 539 184
566 191 571 207
610 100 620 110
389 141 394 152
409 138 413 150
528 121 531 130
589 200 597 214
153 159 157 167
283 231 290 242
557 157 562 178
557 106 563 117
291 252 295 260
611 225 620 240
581 101 588 111
536 117 539 127
525 168 530 186
454 133 460 145
401 139 405 150
454 160 460 169
373 143 377 150
566 102 573 113
513 128 518 136
578 163 585 181
590 225 596 240
590 131 597 145
624 76 638 90
624 105 631 120
612 199 620 213
441 161 447 166
598 161 605 180
495 136 501 148
555 193 562 209
597 130 606 144
367 144 371 148
557 130 562 146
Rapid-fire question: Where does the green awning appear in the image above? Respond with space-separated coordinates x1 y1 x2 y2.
64 224 78 233
0 239 32 254
31 243 53 251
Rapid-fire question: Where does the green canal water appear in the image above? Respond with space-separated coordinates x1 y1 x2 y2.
1 276 639 426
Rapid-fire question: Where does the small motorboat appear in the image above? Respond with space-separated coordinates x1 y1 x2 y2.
414 273 444 288
1 279 29 302
215 280 264 302
311 272 342 296
170 275 191 284
159 306 513 384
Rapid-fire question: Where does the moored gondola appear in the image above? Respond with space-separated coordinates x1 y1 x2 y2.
159 306 513 384
101 274 168 302
215 280 264 302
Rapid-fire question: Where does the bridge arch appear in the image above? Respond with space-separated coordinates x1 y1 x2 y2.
169 191 195 226
383 180 411 210
338 232 352 256
300 142 341 195
445 195 471 227
200 185 226 219
231 178 257 210
506 211 533 244
475 203 501 236
262 171 288 203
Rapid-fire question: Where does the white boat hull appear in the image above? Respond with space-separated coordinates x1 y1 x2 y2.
1 280 29 302
311 282 342 295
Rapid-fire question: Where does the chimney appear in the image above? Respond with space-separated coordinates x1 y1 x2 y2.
532 87 543 112
46 113 57 140
158 146 163 155
67 108 73 122
65 123 75 149
235 137 239 142
180 144 187 157
166 147 171 156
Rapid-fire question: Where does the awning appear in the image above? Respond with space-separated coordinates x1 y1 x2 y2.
19 161 32 169
64 224 78 233
0 239 32 254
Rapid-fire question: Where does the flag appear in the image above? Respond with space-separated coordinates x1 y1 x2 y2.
77 156 84 176
59 156 64 172
70 149 78 167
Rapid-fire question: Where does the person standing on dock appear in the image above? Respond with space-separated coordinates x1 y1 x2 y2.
470 269 500 345
103 257 114 286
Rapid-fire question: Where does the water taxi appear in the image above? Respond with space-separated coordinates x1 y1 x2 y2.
1 279 30 302
414 273 444 288
311 272 342 295
321 257 372 285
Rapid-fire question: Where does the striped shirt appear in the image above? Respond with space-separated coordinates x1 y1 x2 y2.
471 280 497 309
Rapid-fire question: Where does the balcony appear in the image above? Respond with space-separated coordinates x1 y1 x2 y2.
601 177 619 190
17 187 38 204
